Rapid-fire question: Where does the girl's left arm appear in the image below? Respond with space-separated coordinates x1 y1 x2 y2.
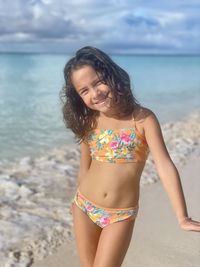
144 109 200 232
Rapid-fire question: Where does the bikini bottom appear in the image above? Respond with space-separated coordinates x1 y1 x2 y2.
71 188 139 228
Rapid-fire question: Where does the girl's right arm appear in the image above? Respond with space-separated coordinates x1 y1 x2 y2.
70 141 91 214
76 140 92 189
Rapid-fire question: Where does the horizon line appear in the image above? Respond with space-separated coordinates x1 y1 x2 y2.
0 51 200 56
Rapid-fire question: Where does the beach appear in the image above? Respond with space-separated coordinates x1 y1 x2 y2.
32 150 200 267
0 109 200 267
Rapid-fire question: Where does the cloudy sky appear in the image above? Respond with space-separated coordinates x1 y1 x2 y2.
0 0 199 54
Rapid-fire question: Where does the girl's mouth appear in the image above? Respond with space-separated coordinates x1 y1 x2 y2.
94 94 109 105
95 98 107 106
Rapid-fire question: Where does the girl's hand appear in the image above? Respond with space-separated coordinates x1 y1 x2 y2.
179 217 200 232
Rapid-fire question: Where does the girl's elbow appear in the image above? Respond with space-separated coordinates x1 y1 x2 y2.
155 158 178 177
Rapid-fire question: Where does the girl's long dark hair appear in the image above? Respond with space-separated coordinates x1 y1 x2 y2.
59 46 141 143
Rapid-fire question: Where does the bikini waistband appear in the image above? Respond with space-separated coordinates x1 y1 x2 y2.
75 187 139 211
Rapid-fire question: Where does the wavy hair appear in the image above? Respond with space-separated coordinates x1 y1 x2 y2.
59 46 140 143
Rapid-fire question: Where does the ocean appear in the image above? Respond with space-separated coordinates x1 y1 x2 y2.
0 53 199 162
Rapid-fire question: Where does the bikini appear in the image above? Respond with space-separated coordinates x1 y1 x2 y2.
72 112 150 228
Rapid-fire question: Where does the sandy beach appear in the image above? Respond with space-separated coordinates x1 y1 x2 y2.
31 149 200 267
0 109 200 267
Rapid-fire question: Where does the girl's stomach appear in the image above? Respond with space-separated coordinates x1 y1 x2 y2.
78 160 146 208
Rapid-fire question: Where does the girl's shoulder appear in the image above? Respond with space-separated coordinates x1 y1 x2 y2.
133 106 156 137
134 105 154 123
137 106 162 140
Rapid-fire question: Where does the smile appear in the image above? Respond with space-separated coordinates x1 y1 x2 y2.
95 95 108 105
95 99 107 106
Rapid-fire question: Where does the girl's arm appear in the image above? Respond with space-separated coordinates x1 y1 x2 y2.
70 141 91 214
144 109 200 232
76 140 92 189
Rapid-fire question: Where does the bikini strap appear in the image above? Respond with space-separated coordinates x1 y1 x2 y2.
132 111 137 129
132 108 147 141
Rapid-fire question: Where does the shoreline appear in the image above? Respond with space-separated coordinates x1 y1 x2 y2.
0 108 200 266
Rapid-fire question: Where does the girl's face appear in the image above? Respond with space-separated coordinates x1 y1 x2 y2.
71 65 114 114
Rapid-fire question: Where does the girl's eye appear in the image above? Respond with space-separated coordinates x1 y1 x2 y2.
96 80 105 85
80 89 88 95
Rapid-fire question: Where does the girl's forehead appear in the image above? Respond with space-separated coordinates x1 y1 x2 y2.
71 65 100 86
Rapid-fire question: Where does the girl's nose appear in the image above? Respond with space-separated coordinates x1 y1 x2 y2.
91 87 101 99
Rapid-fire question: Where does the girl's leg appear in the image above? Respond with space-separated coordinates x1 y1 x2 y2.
72 203 102 267
93 218 135 267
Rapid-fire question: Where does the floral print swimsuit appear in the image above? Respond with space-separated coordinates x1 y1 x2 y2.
73 189 139 228
86 126 149 163
71 115 149 228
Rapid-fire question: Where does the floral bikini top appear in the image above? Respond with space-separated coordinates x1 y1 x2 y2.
86 113 150 163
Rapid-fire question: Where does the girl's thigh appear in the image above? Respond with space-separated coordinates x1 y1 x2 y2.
93 218 135 267
72 203 102 267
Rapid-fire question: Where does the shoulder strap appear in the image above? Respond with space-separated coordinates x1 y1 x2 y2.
132 111 137 129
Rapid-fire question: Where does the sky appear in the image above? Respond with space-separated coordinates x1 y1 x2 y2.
0 0 199 54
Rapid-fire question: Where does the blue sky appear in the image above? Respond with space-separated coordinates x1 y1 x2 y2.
0 0 199 54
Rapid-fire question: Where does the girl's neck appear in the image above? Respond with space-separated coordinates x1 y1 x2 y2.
97 111 134 128
99 111 121 119
99 108 135 120
99 107 126 119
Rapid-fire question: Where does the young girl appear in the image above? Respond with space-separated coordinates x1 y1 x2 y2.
60 46 200 267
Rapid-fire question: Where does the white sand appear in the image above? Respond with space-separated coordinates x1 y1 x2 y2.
32 149 200 267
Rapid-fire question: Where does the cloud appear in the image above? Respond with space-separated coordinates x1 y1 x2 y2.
0 0 199 54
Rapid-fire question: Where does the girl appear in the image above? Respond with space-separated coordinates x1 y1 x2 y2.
60 46 200 267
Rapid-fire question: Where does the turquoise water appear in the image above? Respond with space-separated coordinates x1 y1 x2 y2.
0 53 199 162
